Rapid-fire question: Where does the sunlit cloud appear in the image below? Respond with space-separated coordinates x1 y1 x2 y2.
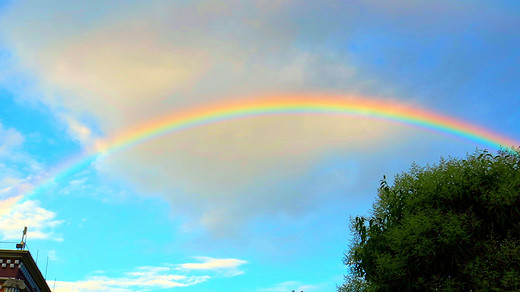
0 199 62 241
53 257 246 292
58 113 95 145
0 195 22 218
178 256 247 276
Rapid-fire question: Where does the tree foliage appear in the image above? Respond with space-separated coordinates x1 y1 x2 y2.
339 149 520 292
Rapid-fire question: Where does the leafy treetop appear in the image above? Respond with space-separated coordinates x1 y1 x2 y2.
340 148 520 292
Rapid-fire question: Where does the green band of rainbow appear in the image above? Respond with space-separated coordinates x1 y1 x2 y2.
26 95 520 198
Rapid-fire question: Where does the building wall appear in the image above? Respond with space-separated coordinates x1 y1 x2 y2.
0 259 21 278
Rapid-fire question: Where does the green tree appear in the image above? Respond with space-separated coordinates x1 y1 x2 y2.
339 149 520 292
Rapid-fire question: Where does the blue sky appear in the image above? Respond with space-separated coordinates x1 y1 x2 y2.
0 1 519 291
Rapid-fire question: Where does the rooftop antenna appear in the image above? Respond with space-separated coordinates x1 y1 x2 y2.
16 226 27 250
45 256 49 280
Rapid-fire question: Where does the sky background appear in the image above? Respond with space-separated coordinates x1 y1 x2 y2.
0 1 519 291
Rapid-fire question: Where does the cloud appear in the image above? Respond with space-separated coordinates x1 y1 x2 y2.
0 123 41 171
0 195 22 218
0 176 34 200
0 123 44 199
0 123 61 241
259 280 321 292
0 0 410 235
53 273 203 292
0 124 24 157
94 114 401 236
47 250 58 261
53 257 246 292
178 256 247 276
0 199 63 241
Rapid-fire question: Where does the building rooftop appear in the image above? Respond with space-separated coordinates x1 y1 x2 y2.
0 249 51 292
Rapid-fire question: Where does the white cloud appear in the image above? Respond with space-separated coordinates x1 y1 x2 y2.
0 199 63 241
54 273 205 292
53 257 246 292
47 250 58 261
260 281 321 292
178 256 247 276
58 113 95 145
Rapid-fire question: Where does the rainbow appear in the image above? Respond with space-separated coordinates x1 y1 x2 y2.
21 94 520 198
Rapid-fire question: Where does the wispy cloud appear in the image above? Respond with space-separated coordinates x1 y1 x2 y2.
0 176 34 201
259 280 321 292
0 123 24 157
0 123 43 199
178 256 247 276
0 123 42 172
0 123 61 241
53 257 246 292
54 272 206 292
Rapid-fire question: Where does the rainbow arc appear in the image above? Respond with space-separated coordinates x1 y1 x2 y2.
21 95 520 198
